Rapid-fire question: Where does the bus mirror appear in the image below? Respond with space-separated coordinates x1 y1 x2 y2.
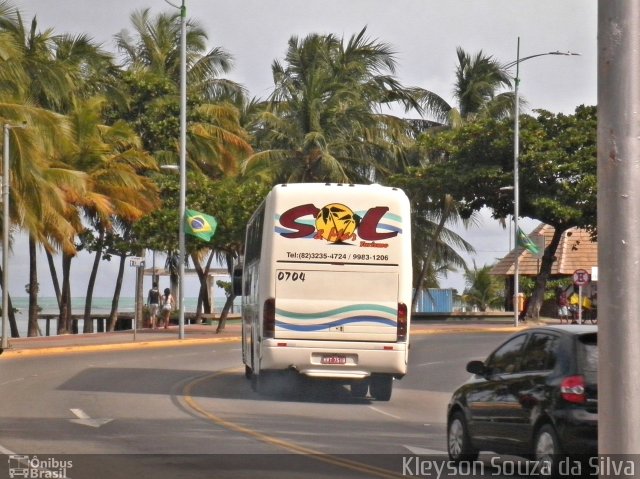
232 266 244 296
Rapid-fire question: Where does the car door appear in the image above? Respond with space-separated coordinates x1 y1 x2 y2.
502 332 560 451
466 333 528 448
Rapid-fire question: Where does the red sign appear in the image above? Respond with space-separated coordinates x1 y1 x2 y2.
573 269 590 286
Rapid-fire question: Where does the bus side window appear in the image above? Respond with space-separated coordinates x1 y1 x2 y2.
232 266 245 296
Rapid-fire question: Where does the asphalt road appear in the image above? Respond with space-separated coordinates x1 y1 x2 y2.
0 332 511 478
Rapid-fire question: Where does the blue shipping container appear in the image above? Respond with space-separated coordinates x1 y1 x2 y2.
416 288 453 313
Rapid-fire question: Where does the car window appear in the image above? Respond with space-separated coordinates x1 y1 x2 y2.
486 334 528 376
578 333 598 383
520 333 558 372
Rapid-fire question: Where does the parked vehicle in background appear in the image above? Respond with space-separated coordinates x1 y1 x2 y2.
233 183 412 401
447 325 598 474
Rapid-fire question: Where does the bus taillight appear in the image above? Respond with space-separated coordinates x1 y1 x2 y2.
263 298 275 338
397 302 407 342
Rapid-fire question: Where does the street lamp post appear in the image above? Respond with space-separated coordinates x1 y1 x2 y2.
162 0 187 339
509 37 579 327
2 122 26 350
177 0 187 340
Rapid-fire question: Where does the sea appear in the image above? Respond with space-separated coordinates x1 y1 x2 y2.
9 296 240 338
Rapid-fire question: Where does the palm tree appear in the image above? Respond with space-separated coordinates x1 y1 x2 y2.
418 47 514 128
243 27 425 184
463 261 505 312
0 7 89 336
454 48 513 120
114 8 251 176
410 194 476 311
114 8 254 313
405 47 514 306
62 96 159 332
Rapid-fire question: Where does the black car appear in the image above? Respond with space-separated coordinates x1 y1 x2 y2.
447 325 597 470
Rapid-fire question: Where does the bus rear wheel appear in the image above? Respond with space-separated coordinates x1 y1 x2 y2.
350 379 370 398
370 374 393 401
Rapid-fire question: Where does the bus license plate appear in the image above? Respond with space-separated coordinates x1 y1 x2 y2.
321 355 346 365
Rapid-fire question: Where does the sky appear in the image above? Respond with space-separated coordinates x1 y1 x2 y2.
8 0 598 299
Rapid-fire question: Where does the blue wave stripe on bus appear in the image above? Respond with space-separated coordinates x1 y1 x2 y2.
276 304 396 319
276 316 397 331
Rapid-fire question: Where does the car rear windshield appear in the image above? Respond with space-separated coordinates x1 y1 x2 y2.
578 333 598 383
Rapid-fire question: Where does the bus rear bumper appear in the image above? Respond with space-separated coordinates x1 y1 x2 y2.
260 339 408 379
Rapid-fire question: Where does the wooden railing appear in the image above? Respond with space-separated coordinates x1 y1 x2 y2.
36 312 224 336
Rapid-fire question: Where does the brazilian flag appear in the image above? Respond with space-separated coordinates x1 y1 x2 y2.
185 209 217 241
516 226 540 255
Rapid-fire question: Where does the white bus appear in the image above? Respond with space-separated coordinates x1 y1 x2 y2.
234 183 412 400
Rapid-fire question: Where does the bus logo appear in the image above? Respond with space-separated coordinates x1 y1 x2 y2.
315 203 359 243
278 203 399 244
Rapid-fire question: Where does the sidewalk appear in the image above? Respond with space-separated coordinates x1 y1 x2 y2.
0 321 243 358
0 318 555 358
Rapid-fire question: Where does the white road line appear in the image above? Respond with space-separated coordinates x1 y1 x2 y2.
0 443 16 455
70 408 90 419
70 408 113 428
415 361 445 367
368 406 402 419
403 444 447 455
0 377 25 386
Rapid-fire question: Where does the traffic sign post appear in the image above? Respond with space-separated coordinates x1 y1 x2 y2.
129 256 145 340
572 269 590 324
572 269 590 287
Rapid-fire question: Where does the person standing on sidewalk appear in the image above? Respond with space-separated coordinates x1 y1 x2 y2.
147 282 160 329
160 288 174 329
557 289 569 324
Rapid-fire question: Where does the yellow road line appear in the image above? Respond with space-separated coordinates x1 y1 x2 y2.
182 370 405 479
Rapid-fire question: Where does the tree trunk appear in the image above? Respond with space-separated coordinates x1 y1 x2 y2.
46 250 62 308
191 251 214 322
83 227 105 333
0 265 20 338
108 254 127 332
216 253 237 333
216 294 235 333
58 252 73 334
525 226 567 319
27 235 41 337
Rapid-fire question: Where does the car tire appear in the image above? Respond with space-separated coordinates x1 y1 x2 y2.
370 375 393 401
447 411 479 462
534 424 564 478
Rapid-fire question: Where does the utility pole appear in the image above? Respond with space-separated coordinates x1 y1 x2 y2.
598 0 640 457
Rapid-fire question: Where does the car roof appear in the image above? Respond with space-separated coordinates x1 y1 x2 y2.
527 325 598 335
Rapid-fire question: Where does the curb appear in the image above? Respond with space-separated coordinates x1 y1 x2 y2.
0 335 242 359
416 326 528 335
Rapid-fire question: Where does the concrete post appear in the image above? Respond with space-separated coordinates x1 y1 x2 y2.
597 0 640 457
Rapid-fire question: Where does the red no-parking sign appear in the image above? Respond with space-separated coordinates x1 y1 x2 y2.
573 269 590 286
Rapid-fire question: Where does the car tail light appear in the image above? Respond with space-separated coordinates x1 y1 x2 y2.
561 375 586 404
263 298 275 338
397 302 407 342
